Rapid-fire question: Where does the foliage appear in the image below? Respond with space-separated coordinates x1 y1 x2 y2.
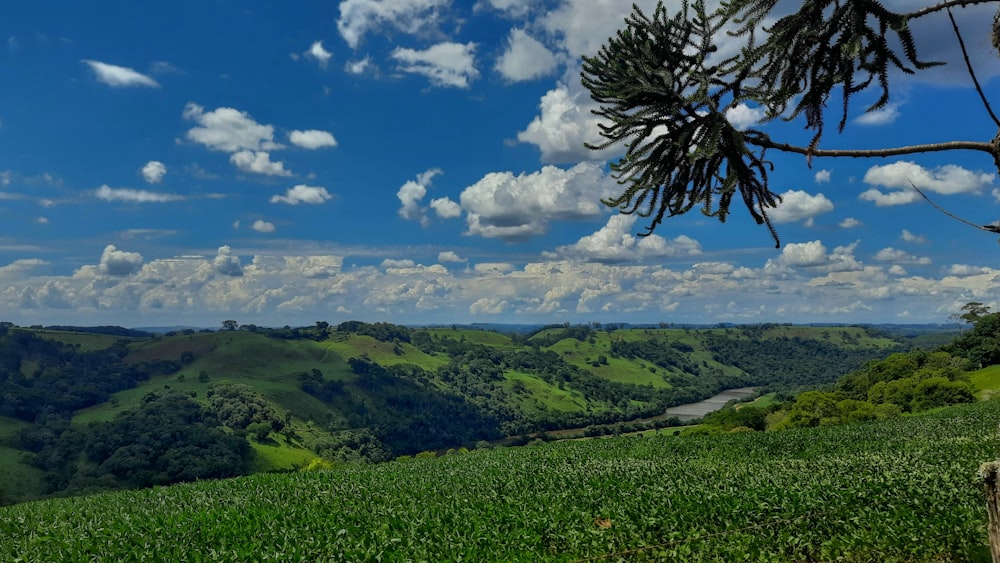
0 401 997 561
583 0 1000 244
81 391 250 488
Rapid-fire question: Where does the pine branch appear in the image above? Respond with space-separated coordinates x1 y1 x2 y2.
751 138 997 159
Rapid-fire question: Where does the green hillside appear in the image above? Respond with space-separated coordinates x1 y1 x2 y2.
1 400 996 561
0 321 906 503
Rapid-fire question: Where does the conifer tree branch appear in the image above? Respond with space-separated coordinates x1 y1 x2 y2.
947 6 1000 128
906 0 999 20
752 138 998 159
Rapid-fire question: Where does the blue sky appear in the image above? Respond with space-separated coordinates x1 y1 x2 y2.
1 0 999 328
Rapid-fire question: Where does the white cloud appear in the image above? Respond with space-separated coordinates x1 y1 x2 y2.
345 57 372 74
554 214 702 262
289 129 337 149
459 162 614 240
901 229 927 243
947 264 992 276
767 240 863 274
252 220 275 233
141 161 167 184
397 168 442 225
778 240 829 267
517 82 619 163
100 245 143 276
82 60 160 87
337 0 449 49
305 41 332 68
183 103 282 153
858 188 921 207
95 185 183 203
430 197 462 219
815 170 831 183
438 251 465 263
391 42 479 88
213 246 243 277
540 0 656 58
861 161 994 205
769 190 833 224
873 247 932 265
230 150 291 177
839 217 862 228
854 105 899 126
469 297 509 315
725 104 764 130
495 28 558 82
476 0 536 17
0 259 48 281
270 185 333 205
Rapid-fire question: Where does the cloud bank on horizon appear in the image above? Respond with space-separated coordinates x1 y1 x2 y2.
1 0 998 327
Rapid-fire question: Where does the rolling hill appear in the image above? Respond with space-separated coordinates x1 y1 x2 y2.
0 321 907 503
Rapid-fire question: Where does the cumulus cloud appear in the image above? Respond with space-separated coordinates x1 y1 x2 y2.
839 217 862 228
230 150 291 177
901 229 927 243
459 162 614 240
517 82 619 163
769 190 834 225
860 161 994 205
95 185 183 203
337 0 449 49
430 197 462 219
815 170 831 183
873 247 932 265
391 42 479 88
397 168 442 226
854 104 900 126
289 129 337 149
554 214 702 262
141 161 167 184
305 41 332 68
82 60 160 87
438 251 465 263
270 185 333 205
540 1 654 58
769 240 863 273
495 28 558 82
469 297 509 315
725 104 764 130
183 103 281 153
252 220 275 233
213 246 243 276
0 258 48 281
100 245 143 276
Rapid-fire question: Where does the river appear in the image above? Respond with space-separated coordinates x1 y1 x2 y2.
662 387 759 421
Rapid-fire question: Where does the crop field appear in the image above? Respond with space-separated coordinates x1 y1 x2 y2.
3 401 999 561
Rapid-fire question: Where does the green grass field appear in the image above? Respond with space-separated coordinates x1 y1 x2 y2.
2 400 997 561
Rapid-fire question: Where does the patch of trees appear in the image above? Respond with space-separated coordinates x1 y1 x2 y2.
300 358 503 460
82 391 250 488
335 321 412 343
610 339 698 374
700 330 905 392
525 325 595 347
21 391 251 496
773 349 975 430
206 383 286 441
0 331 168 421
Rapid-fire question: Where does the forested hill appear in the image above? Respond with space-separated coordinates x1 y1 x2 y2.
0 321 905 504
